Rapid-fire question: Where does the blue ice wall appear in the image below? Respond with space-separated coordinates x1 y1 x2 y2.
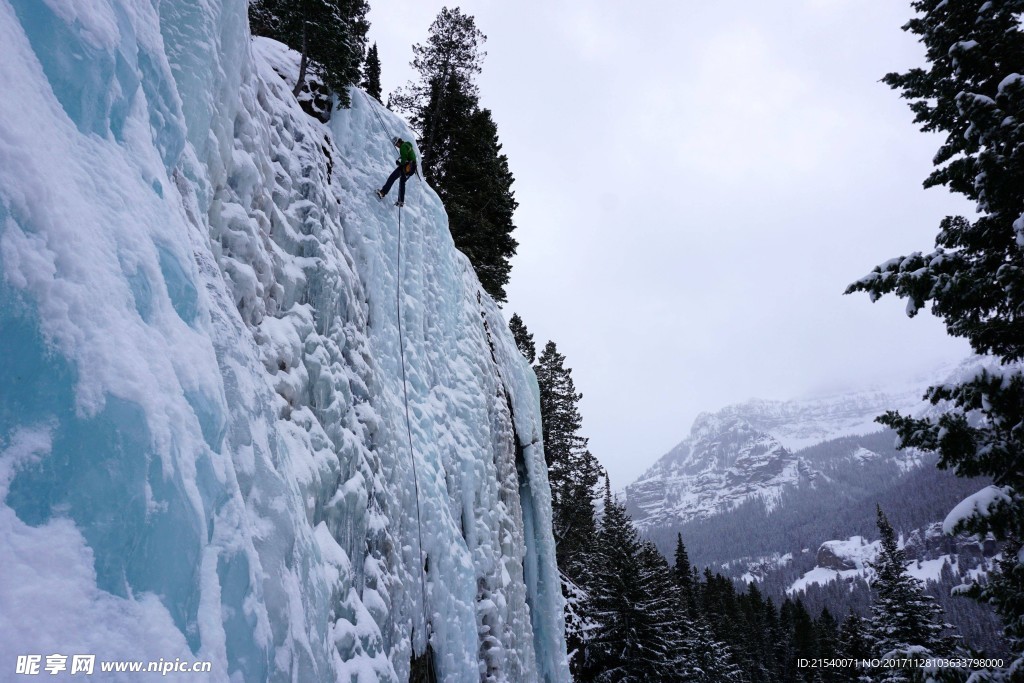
0 0 568 680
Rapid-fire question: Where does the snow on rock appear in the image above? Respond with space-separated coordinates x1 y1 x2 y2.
906 557 952 584
816 536 879 572
789 554 955 595
624 360 985 530
787 527 999 595
737 552 793 584
789 566 869 594
0 1 568 681
787 536 880 593
997 73 1024 95
626 412 803 528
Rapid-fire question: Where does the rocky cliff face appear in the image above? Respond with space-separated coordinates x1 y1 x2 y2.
628 413 803 528
625 381 935 530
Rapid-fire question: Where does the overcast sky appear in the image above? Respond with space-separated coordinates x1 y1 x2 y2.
367 0 973 487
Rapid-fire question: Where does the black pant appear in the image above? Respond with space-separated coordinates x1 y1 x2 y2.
381 161 416 202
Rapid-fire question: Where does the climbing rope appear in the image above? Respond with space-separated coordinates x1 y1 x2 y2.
396 205 435 679
357 89 432 670
360 89 396 147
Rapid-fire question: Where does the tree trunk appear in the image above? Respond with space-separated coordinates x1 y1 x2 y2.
292 20 308 98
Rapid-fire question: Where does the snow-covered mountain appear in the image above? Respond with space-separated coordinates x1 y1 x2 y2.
624 360 1008 653
626 382 933 530
626 358 998 533
0 3 567 682
626 412 805 527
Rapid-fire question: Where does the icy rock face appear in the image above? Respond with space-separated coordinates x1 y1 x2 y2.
0 2 568 681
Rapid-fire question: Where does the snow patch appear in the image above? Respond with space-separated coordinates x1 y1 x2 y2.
943 485 1012 534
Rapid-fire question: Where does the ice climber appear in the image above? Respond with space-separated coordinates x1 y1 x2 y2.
376 136 417 207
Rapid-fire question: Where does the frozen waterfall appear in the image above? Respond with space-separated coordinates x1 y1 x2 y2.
0 0 569 680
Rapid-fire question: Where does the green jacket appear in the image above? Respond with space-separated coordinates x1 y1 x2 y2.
399 140 416 164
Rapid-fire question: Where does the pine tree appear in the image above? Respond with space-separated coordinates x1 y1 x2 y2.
778 598 808 682
866 507 957 682
412 77 518 300
974 535 1024 671
635 541 692 680
361 42 382 101
560 497 599 683
535 343 585 492
684 620 746 683
391 8 517 301
840 610 873 682
435 104 518 301
584 485 689 681
390 7 486 167
815 608 843 683
845 3 1024 676
791 599 817 670
249 0 369 107
702 570 744 652
508 313 536 363
583 482 642 680
684 568 746 683
816 608 839 649
532 340 602 680
534 341 603 577
736 583 778 683
560 569 591 679
675 533 697 617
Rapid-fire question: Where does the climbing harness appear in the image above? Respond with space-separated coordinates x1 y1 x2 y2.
396 205 437 682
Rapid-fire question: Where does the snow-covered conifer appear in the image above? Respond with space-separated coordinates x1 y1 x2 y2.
846 2 1024 675
582 481 642 680
682 618 745 683
674 533 697 616
866 507 957 682
436 104 518 301
534 341 603 679
389 8 518 301
390 7 486 154
585 483 688 681
361 42 382 101
535 340 602 577
840 611 873 682
508 313 536 364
